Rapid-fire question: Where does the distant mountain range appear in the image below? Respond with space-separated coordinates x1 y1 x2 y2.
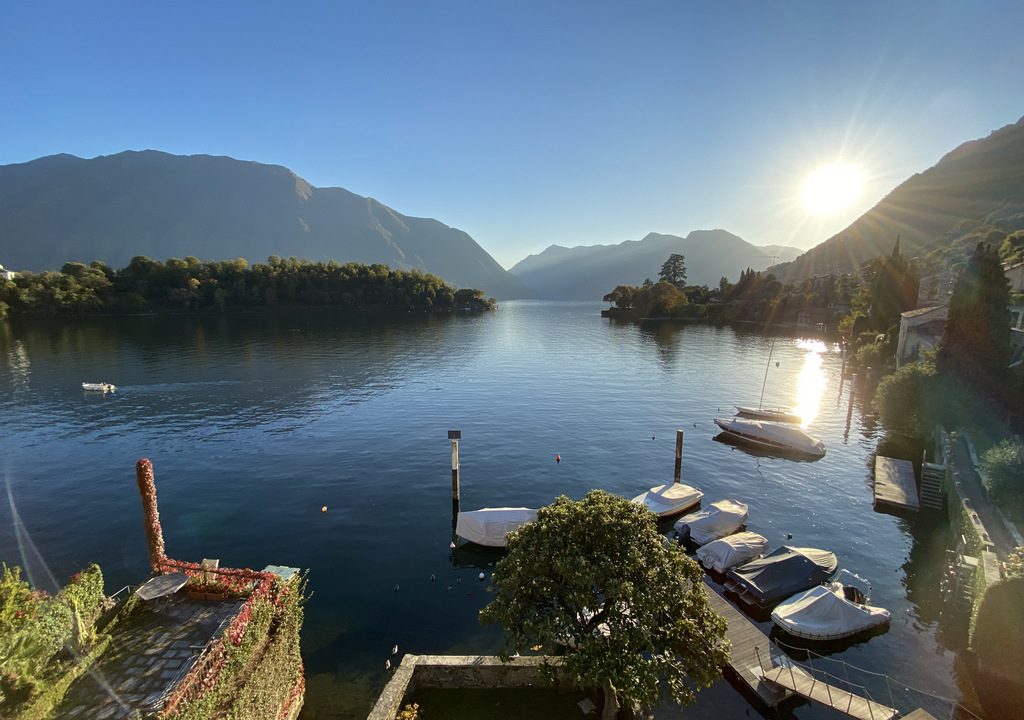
509 230 802 300
775 115 1024 280
0 151 533 299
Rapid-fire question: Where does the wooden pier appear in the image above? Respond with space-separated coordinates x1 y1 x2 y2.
702 582 792 707
873 456 919 513
761 664 897 720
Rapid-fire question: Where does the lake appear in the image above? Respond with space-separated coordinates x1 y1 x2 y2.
0 302 976 718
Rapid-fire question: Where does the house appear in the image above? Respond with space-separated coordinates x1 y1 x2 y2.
896 305 948 367
1006 261 1024 294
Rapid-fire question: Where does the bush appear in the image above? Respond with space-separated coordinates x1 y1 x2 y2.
981 438 1024 508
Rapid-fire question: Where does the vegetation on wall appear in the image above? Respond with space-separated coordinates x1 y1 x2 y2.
981 438 1024 519
0 256 495 319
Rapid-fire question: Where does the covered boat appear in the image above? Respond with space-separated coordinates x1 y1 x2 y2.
631 483 703 517
723 546 838 609
735 406 802 424
771 571 890 640
696 531 768 573
82 382 116 393
714 417 825 459
673 499 748 546
455 507 538 547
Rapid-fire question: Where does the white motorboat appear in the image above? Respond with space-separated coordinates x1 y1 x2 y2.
455 507 538 547
723 546 838 609
714 417 825 459
735 406 802 424
674 499 748 546
631 483 703 517
696 531 768 573
771 570 890 640
82 382 116 393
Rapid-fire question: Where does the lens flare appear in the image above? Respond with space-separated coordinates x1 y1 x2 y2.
801 163 864 215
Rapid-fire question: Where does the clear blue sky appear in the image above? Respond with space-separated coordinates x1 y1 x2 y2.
2 1 1021 269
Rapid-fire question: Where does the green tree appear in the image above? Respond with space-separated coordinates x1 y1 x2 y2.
602 285 638 309
981 438 1024 513
874 360 937 439
658 253 687 289
936 242 1011 399
480 490 728 719
867 237 918 332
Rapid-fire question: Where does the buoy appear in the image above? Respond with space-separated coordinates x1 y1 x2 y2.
321 505 327 513
449 541 456 550
555 454 561 463
392 644 399 655
385 659 391 670
478 572 486 581
430 574 436 581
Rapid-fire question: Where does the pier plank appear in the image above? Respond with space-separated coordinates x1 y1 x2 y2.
762 664 898 720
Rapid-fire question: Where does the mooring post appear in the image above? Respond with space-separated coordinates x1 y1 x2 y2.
448 430 461 527
673 429 684 483
135 458 166 574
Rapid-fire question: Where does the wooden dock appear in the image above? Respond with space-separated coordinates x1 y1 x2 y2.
874 456 919 513
703 582 791 707
761 664 898 720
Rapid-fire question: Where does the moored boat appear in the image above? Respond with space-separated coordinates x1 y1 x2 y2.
674 499 748 546
455 507 538 547
696 531 768 573
723 545 838 610
82 382 116 393
714 417 825 459
631 483 703 517
771 570 890 640
735 405 802 424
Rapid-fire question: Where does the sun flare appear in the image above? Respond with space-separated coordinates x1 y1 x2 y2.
800 163 864 215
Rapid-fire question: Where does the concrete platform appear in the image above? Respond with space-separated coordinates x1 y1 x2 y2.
874 456 919 513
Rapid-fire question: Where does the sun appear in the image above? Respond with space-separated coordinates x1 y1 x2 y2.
800 163 864 215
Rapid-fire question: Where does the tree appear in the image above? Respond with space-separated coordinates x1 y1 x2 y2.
658 254 687 289
867 237 918 332
936 242 1011 399
480 490 728 719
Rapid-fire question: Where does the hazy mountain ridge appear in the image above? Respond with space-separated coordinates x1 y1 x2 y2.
0 150 534 299
509 230 801 300
775 115 1024 280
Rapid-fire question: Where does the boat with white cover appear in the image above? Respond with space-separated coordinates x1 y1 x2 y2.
696 531 768 573
82 382 116 393
735 406 802 424
674 499 748 546
714 417 825 459
455 507 538 547
723 546 838 609
771 570 890 640
631 483 703 517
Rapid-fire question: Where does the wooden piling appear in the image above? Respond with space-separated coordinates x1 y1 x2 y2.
448 430 461 527
673 429 684 483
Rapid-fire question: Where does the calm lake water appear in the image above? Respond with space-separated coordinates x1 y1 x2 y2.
0 302 976 718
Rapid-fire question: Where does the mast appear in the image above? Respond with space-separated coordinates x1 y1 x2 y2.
758 338 775 410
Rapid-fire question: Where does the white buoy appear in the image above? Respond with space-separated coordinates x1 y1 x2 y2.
392 644 398 655
385 659 391 670
478 572 485 581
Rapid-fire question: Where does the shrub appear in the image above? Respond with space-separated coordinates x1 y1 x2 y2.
981 438 1024 508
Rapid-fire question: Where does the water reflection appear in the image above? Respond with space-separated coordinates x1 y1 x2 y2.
792 339 828 428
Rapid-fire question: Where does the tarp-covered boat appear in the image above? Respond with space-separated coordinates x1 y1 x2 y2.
82 382 116 393
631 483 703 517
771 572 890 640
723 546 838 609
714 417 825 459
696 531 768 573
674 499 748 546
455 507 538 547
735 406 802 424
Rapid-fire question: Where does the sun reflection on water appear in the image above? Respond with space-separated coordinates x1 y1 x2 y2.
793 339 828 427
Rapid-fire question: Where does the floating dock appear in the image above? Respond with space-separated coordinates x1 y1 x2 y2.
703 581 792 707
873 456 919 513
761 664 897 720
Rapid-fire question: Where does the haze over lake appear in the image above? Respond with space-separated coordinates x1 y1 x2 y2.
0 303 972 718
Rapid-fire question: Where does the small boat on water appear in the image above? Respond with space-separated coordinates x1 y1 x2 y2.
696 531 768 573
631 483 703 517
82 382 116 393
735 406 802 424
455 507 538 547
674 499 748 546
714 417 825 459
771 570 890 641
723 545 838 610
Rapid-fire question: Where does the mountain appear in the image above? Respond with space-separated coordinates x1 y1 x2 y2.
775 115 1024 280
509 230 802 300
0 151 534 299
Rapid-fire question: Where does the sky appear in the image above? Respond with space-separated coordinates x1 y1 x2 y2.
1 1 1022 269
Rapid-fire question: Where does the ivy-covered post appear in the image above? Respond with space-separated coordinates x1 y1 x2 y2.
135 458 166 573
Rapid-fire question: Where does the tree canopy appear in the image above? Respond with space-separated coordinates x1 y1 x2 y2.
936 242 1010 398
479 490 728 717
658 254 687 289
